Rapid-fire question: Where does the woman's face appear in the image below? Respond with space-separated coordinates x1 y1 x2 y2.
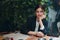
35 8 44 19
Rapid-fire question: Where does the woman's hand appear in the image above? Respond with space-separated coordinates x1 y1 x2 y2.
39 15 46 20
36 32 44 38
38 15 46 29
28 31 37 36
28 31 44 38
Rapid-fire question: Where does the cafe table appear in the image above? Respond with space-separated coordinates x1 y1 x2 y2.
3 32 60 40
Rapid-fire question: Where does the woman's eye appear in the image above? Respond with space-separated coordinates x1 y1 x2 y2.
36 10 44 13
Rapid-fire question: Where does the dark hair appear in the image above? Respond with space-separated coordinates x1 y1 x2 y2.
35 4 46 11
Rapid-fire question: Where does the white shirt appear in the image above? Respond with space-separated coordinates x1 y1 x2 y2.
35 20 45 32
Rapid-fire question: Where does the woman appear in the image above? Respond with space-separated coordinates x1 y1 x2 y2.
20 4 48 38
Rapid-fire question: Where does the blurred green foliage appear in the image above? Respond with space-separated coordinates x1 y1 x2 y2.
0 0 48 30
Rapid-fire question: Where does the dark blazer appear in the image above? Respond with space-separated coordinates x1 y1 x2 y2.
20 16 48 35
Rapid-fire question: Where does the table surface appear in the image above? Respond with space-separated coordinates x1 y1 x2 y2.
3 32 60 40
3 32 28 40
